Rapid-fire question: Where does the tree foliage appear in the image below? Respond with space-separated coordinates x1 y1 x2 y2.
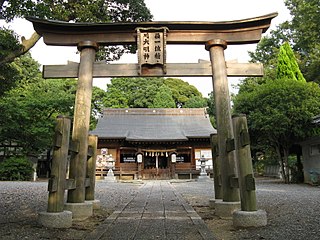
0 54 77 155
236 11 320 181
103 77 205 109
0 156 34 181
234 79 320 183
1 0 152 22
205 92 216 128
235 39 320 183
284 0 320 54
249 0 320 83
163 78 203 108
276 42 306 82
103 77 161 108
0 28 23 95
285 0 320 83
184 96 207 108
151 85 176 108
91 86 107 128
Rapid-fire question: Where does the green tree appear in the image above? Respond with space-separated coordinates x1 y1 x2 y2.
184 96 207 108
285 0 320 83
103 77 203 108
248 22 291 66
164 78 203 108
0 54 76 156
249 0 320 83
152 85 176 108
0 156 34 181
91 86 107 129
276 42 306 82
235 36 320 183
234 79 320 183
0 32 34 96
0 0 152 63
0 54 106 155
285 0 320 55
235 0 320 182
0 78 77 155
206 92 216 128
103 77 163 108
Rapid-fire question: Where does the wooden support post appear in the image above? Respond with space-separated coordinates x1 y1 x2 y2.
138 163 142 180
210 133 222 199
47 116 71 213
85 135 98 201
232 114 257 211
171 163 176 179
67 41 98 203
206 39 239 202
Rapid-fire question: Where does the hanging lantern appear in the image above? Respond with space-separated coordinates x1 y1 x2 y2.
171 153 177 163
137 154 143 163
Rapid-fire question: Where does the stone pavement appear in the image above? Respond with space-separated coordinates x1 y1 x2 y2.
84 181 216 240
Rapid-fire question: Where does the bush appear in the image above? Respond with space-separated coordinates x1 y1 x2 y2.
0 156 34 181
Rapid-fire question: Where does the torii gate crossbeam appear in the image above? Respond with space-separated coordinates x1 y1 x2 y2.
28 13 277 46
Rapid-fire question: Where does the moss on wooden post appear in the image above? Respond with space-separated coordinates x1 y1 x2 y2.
67 41 98 203
210 133 222 199
85 135 98 201
206 39 239 202
47 116 71 213
232 114 257 211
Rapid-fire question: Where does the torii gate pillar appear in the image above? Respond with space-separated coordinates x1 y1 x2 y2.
64 41 98 219
206 39 240 217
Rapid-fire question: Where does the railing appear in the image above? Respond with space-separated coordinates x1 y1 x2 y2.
96 166 138 180
95 165 213 180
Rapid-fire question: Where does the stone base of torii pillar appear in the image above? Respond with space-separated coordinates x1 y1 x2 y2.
38 210 72 228
233 209 267 227
64 202 93 221
214 200 241 219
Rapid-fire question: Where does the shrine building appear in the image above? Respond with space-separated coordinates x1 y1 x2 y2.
91 108 216 180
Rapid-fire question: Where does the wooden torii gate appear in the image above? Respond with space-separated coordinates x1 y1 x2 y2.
28 12 277 225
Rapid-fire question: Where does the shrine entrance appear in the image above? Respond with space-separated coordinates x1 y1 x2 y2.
29 12 277 224
143 155 169 179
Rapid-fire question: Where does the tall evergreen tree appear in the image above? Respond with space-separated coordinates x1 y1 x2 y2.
276 42 306 82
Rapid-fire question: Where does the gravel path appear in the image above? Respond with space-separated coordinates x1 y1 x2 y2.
171 178 320 240
0 178 319 239
236 178 320 239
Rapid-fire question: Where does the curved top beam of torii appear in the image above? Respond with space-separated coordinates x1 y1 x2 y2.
27 12 277 46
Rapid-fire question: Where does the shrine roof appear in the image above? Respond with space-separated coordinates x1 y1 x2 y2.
26 13 277 45
90 108 216 142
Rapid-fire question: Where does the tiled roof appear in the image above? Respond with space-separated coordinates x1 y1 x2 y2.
90 108 216 141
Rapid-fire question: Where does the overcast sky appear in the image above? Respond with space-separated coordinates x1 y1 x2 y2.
2 0 291 96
